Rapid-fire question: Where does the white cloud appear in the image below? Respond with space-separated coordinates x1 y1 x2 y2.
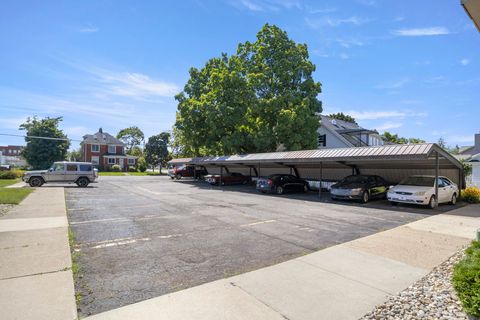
341 110 427 120
376 121 403 131
375 78 410 89
306 6 337 14
78 26 99 33
339 53 349 60
393 16 405 22
392 27 450 37
231 0 301 12
336 38 365 48
357 0 375 6
305 16 370 29
460 58 470 66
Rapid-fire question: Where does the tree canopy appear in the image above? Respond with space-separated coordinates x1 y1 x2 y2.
381 131 426 145
145 132 170 169
116 126 144 154
19 117 70 169
174 24 322 156
328 112 357 124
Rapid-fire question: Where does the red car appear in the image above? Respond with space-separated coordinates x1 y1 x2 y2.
206 172 250 186
168 164 208 180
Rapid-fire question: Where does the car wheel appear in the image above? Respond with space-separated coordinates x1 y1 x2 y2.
390 201 398 206
76 177 89 188
361 191 369 203
175 174 182 180
29 177 43 187
450 193 457 205
428 195 437 209
276 186 284 195
260 190 267 194
303 184 309 193
170 176 174 180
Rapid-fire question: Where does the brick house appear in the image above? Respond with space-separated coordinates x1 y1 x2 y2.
81 128 137 171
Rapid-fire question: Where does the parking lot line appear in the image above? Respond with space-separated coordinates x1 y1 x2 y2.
240 220 276 227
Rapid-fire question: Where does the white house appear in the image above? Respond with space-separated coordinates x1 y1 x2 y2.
457 133 480 187
317 115 384 148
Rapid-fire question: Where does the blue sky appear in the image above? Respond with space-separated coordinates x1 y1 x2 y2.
1 0 479 150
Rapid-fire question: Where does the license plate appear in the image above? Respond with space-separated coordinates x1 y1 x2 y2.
400 196 406 201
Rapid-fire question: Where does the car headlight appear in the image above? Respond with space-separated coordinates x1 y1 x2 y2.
351 188 363 194
414 191 426 196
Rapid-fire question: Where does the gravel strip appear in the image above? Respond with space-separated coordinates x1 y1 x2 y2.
0 204 15 217
361 249 468 320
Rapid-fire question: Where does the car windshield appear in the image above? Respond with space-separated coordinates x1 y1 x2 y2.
399 176 434 187
341 175 368 184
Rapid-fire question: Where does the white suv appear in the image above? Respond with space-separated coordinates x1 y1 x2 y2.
387 175 458 209
23 161 98 187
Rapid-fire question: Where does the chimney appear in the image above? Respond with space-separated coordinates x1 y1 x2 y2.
475 133 480 152
99 128 103 134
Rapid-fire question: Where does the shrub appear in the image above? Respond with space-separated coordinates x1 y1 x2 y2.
453 241 480 317
138 157 147 172
128 166 137 172
111 164 121 172
462 187 480 204
0 170 21 179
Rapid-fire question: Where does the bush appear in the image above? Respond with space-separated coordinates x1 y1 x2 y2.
111 164 121 172
138 157 147 172
0 170 22 179
462 187 480 204
128 166 137 172
453 241 480 317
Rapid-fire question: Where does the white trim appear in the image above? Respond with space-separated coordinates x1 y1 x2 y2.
108 145 116 154
91 144 100 152
91 156 99 165
128 158 135 165
107 158 116 165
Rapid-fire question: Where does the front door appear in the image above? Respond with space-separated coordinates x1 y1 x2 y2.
119 158 124 170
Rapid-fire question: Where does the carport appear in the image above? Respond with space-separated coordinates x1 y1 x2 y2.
170 144 464 206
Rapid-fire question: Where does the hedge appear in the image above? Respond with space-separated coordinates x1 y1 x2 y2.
453 241 480 317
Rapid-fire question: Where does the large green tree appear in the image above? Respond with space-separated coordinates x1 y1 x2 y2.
116 126 144 154
174 24 322 156
19 117 70 169
381 131 426 144
144 132 170 170
328 112 357 124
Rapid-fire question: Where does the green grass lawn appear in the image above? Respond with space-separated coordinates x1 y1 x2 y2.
0 179 33 204
98 172 126 176
0 179 20 187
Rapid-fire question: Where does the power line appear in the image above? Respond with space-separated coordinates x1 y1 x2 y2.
0 133 82 142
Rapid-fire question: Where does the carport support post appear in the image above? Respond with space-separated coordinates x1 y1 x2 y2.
193 165 197 180
435 151 439 208
220 166 223 186
319 162 323 199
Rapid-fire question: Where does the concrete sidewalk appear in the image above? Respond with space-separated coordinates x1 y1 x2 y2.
0 188 77 320
86 204 480 320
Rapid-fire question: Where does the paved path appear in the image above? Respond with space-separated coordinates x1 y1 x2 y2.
0 188 77 320
86 204 480 320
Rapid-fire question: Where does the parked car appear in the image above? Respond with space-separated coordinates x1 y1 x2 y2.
168 164 208 180
206 172 250 186
22 161 98 187
330 175 389 203
256 174 309 194
0 164 11 171
387 175 458 209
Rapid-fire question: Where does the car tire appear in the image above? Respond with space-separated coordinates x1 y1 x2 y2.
175 174 182 180
303 184 309 193
76 177 89 188
390 201 398 206
260 190 267 194
29 177 43 187
450 193 457 205
361 191 369 203
276 186 284 195
428 195 437 209
170 176 174 180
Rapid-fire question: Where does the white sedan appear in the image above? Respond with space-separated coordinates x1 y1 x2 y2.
387 175 459 209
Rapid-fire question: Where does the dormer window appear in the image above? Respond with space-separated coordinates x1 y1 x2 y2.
91 144 100 152
108 145 116 154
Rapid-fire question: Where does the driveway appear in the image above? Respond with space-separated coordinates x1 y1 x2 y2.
66 176 455 316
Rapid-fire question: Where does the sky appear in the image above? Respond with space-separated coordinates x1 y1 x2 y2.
0 0 479 150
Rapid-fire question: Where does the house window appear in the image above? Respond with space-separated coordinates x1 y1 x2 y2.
91 144 100 152
91 156 99 165
108 158 116 165
318 134 326 147
128 158 135 165
108 145 116 154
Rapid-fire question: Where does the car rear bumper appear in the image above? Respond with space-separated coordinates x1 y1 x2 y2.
256 185 274 193
331 194 362 200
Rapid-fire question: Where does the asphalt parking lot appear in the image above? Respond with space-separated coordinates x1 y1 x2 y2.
66 175 458 316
